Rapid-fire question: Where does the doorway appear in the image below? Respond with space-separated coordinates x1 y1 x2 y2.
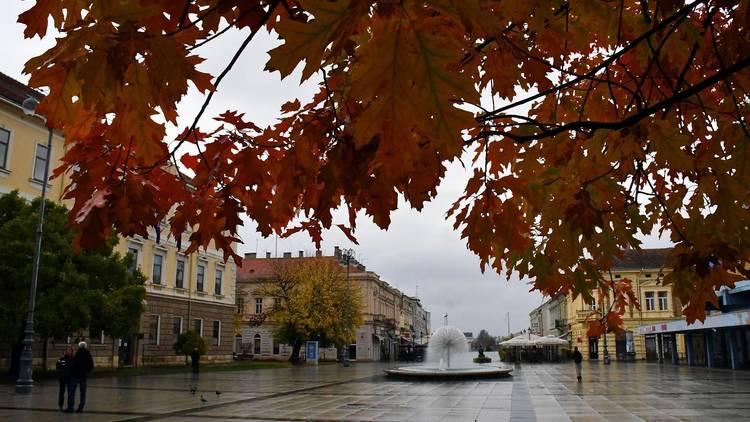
588 337 599 359
118 336 133 367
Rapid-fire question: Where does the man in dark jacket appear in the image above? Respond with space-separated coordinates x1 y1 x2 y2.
56 346 74 411
572 346 583 381
191 348 200 376
66 341 94 413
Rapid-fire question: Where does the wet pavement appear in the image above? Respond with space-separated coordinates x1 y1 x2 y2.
0 360 749 421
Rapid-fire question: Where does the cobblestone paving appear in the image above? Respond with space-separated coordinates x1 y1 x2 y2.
1 361 749 421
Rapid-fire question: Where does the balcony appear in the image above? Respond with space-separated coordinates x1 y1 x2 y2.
554 319 568 330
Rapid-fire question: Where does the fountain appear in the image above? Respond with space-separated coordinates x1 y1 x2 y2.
384 326 512 379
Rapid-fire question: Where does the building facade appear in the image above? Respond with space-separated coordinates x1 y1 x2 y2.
0 72 236 368
236 247 431 362
562 248 686 361
637 280 750 370
529 295 568 337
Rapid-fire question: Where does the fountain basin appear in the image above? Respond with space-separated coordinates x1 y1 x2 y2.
384 365 512 379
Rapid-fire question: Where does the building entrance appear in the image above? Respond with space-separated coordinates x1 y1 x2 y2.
588 337 598 359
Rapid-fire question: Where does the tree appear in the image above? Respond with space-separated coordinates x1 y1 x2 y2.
475 329 497 351
174 330 208 356
0 191 146 374
256 258 363 364
18 1 750 332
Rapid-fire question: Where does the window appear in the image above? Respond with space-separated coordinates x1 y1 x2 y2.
0 127 9 169
645 292 655 311
214 267 223 295
273 297 281 310
237 297 244 314
212 320 221 346
152 253 163 284
175 259 185 289
255 298 263 314
272 338 279 355
173 316 182 339
253 334 261 354
196 264 205 292
193 318 203 336
587 298 596 310
645 273 652 278
127 247 139 274
148 315 160 345
32 143 49 182
658 291 668 310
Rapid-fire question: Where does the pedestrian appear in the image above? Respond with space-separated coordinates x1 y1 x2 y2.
191 347 200 376
56 345 74 412
572 346 583 382
66 341 94 413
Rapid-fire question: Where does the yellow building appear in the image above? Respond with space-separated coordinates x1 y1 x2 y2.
567 248 686 361
0 72 236 368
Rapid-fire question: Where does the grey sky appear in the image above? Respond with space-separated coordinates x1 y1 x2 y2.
1 3 670 337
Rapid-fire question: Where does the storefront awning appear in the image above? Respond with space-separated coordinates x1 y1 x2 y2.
636 310 750 335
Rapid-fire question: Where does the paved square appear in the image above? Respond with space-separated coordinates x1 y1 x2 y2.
1 361 749 421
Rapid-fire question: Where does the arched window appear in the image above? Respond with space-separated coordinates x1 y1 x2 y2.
253 334 261 355
234 334 242 354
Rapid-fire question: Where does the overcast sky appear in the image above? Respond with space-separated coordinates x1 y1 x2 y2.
1 3 670 337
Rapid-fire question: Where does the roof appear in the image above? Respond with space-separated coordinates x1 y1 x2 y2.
0 72 43 106
611 248 672 270
237 256 340 280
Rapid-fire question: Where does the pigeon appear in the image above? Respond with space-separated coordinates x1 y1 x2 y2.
200 394 208 403
215 390 222 397
190 386 197 395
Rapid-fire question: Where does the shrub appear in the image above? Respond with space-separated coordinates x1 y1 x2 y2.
473 356 492 363
174 330 208 356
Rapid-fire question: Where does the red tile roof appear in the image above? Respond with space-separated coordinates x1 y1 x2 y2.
237 256 341 280
0 72 43 106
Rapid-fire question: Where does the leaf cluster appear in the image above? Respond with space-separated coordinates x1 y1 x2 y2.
18 0 750 329
0 191 146 344
257 257 363 347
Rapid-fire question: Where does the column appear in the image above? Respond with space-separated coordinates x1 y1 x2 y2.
685 332 694 366
657 333 664 364
705 331 714 368
728 330 740 370
671 334 679 365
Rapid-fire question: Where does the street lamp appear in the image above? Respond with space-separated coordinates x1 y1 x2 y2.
15 97 54 394
342 248 354 367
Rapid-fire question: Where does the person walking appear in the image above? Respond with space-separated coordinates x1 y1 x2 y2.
56 346 74 412
572 346 583 382
66 341 94 413
190 347 201 376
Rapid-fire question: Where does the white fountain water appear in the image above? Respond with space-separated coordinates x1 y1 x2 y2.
384 324 513 379
427 326 468 370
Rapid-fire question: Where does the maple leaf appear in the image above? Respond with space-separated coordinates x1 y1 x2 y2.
265 0 369 81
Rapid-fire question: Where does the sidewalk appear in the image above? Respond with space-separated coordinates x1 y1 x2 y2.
0 361 748 421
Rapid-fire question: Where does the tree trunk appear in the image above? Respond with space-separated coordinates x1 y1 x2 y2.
41 335 49 372
289 338 302 365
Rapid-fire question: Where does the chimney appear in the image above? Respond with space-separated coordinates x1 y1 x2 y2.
315 249 322 257
283 252 292 258
334 246 342 258
244 252 256 259
298 251 304 258
266 252 271 258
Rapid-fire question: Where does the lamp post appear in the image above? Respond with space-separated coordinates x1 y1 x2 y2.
16 97 53 394
342 248 354 367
